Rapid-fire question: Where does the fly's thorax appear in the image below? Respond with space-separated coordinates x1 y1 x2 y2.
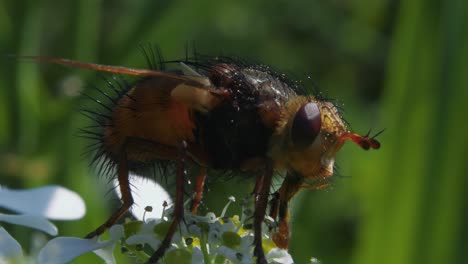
269 96 347 180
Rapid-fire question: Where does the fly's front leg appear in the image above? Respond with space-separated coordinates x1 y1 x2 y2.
272 173 303 249
272 200 291 249
85 147 133 238
253 160 273 264
271 180 329 247
148 141 188 263
268 191 280 230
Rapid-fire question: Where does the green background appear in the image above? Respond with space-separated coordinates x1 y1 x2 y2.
1 0 467 263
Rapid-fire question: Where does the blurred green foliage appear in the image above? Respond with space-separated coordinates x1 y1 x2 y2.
0 0 467 263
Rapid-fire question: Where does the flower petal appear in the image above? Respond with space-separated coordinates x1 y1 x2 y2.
212 246 244 263
126 234 161 250
0 185 85 220
37 225 124 264
109 225 125 240
0 227 23 259
114 174 172 221
0 213 58 235
266 248 294 264
93 243 117 264
191 247 204 264
38 237 101 264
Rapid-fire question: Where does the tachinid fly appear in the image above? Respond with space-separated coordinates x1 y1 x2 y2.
21 49 381 264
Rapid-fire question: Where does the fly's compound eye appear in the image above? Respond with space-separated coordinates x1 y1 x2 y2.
291 102 322 147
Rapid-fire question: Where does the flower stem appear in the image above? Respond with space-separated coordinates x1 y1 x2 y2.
200 226 211 264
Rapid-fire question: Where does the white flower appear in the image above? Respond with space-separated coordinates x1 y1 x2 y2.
310 257 321 263
126 233 161 250
37 224 124 264
237 233 254 259
208 220 223 244
266 248 295 264
0 185 86 262
0 227 22 260
212 246 245 264
211 233 254 264
32 175 174 264
0 213 57 236
0 184 85 220
191 246 204 264
5 180 297 264
125 219 163 250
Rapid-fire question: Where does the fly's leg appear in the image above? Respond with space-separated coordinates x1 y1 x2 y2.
272 200 291 249
85 149 133 238
147 141 188 263
268 192 280 231
190 167 207 214
271 173 304 249
253 160 273 264
252 171 264 197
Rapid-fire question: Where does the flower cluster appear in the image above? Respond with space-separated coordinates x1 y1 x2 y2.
120 196 294 264
39 195 294 264
1 177 320 263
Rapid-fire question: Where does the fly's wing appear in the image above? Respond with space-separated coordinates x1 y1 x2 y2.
17 56 227 159
17 56 225 112
15 56 192 80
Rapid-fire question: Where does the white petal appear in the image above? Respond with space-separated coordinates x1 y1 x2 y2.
220 221 236 232
37 237 113 263
114 174 172 221
191 247 204 264
310 257 321 263
212 246 241 262
38 237 100 264
187 224 202 237
0 227 23 259
126 234 161 250
37 225 124 264
0 185 85 220
93 243 117 264
139 219 161 233
266 248 294 264
0 213 58 235
238 234 254 259
108 225 125 240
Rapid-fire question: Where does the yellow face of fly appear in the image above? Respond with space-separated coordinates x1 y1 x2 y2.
270 97 348 180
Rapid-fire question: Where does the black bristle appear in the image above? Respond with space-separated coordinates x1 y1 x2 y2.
124 93 137 102
94 86 119 105
102 159 116 177
118 105 137 112
78 128 101 136
81 93 113 112
100 74 124 97
79 111 101 123
139 43 155 71
155 46 165 71
79 109 111 121
112 75 128 93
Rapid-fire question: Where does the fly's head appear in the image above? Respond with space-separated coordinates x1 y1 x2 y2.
270 96 380 181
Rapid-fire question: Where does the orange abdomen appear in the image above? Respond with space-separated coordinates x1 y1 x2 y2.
102 77 196 162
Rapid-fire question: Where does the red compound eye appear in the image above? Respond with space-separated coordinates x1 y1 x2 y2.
291 102 322 147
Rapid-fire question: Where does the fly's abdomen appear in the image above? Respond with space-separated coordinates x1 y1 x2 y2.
101 77 196 165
